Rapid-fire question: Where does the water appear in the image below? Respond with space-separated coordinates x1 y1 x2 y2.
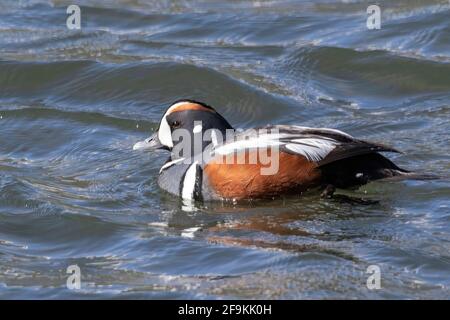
0 0 449 299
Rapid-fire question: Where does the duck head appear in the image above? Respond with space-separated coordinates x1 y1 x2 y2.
133 100 233 158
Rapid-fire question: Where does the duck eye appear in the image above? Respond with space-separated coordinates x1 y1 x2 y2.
171 120 181 128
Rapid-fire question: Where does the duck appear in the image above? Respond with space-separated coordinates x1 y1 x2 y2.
133 99 412 201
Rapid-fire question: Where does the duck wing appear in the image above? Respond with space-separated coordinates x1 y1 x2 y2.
212 125 400 166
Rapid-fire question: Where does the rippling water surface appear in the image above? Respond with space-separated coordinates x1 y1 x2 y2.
0 0 449 299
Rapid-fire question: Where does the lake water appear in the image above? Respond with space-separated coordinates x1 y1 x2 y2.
0 0 449 299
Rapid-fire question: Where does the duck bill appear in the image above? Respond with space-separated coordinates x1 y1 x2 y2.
133 133 165 151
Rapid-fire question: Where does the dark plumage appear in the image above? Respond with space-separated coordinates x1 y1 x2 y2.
134 100 413 201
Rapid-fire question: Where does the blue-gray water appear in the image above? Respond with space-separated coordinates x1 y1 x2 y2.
0 0 449 299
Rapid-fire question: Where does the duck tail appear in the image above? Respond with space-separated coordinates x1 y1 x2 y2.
386 169 441 181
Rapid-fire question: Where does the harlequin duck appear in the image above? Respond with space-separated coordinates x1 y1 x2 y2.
133 100 411 201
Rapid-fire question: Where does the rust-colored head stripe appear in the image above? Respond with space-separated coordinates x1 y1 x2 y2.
166 101 216 115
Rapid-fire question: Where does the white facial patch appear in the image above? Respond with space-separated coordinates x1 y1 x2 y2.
193 124 202 134
158 115 173 148
158 101 192 149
